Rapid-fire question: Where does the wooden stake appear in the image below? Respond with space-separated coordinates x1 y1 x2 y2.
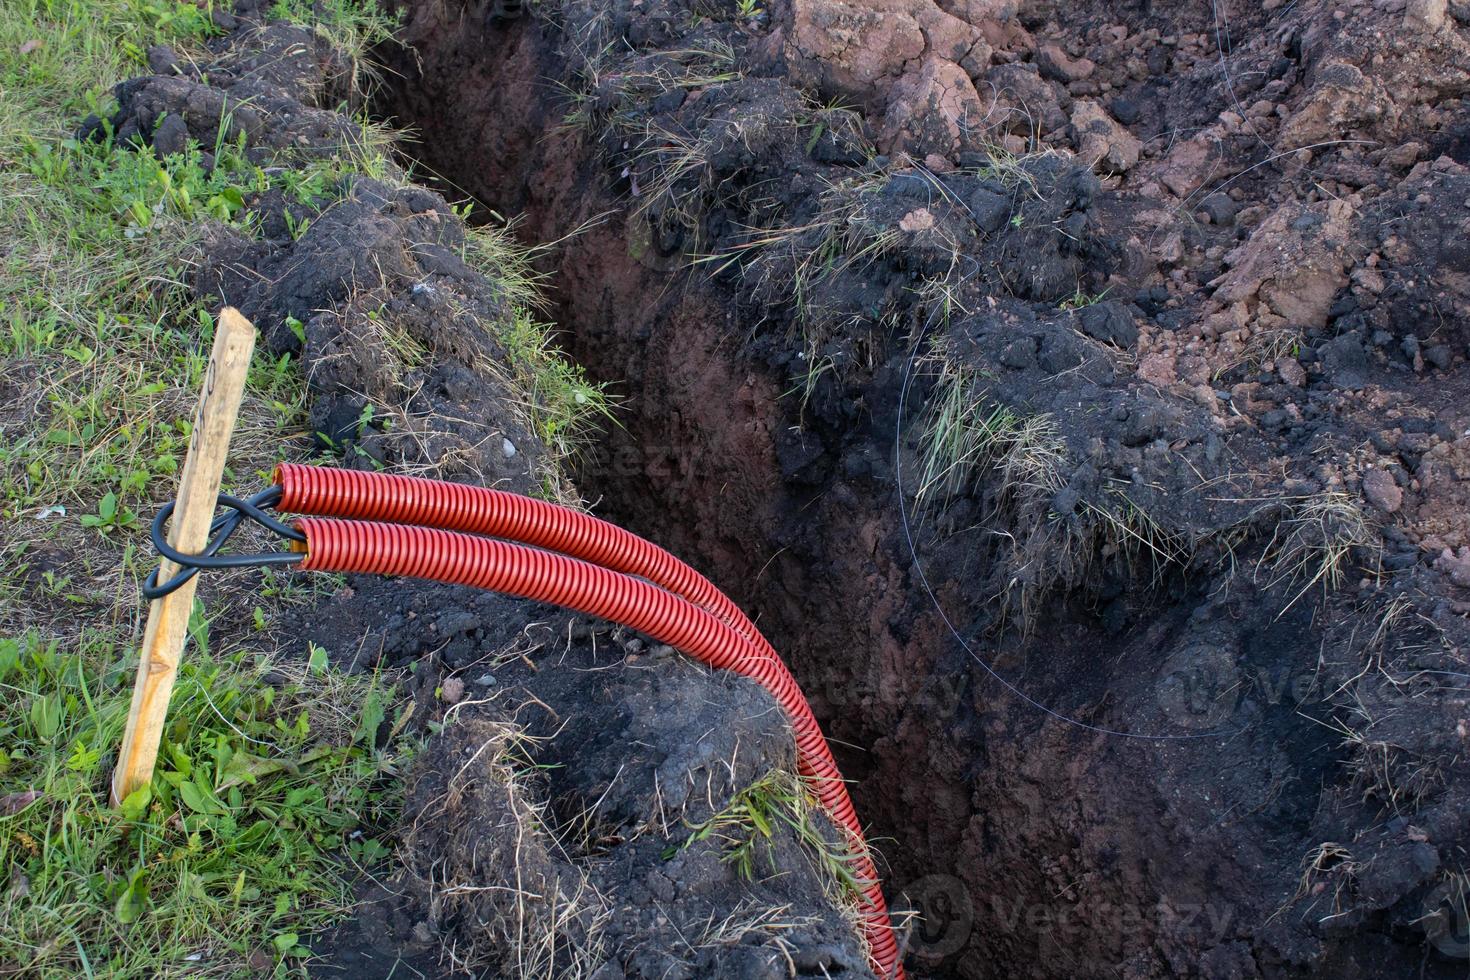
112 308 257 807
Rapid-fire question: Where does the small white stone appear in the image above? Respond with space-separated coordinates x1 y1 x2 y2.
501 437 517 458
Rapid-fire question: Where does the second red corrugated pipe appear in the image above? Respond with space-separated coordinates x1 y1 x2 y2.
274 464 904 978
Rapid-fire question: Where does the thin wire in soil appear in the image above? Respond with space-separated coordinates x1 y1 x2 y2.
893 316 1246 742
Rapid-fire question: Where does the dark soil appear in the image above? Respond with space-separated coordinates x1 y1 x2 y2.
371 0 1470 977
92 0 1470 975
305 586 867 980
101 8 871 978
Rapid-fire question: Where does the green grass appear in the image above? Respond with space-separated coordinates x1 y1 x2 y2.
1057 285 1110 312
0 0 382 531
665 769 863 904
461 221 617 471
500 309 617 466
0 1 615 971
0 2 422 976
0 629 407 977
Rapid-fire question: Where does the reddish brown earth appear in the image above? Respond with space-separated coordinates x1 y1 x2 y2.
375 0 1470 977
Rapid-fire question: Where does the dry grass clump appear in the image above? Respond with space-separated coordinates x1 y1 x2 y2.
915 353 1065 513
694 902 831 974
398 716 608 977
1289 841 1363 924
666 767 872 959
1261 492 1378 611
908 344 1208 628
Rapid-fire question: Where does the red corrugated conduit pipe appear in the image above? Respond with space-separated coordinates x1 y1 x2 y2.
274 464 904 979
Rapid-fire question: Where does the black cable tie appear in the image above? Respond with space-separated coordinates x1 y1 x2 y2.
141 486 305 601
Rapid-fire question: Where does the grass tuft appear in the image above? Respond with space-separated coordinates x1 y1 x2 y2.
0 630 407 977
266 0 402 103
459 219 618 474
500 309 619 467
666 769 866 909
908 344 1205 628
1263 492 1377 612
914 350 1064 514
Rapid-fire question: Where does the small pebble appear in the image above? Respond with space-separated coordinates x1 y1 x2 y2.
1362 469 1403 513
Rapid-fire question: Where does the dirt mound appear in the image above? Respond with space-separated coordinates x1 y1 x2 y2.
376 0 1470 975
95 9 872 977
307 586 869 979
91 9 546 487
195 172 552 485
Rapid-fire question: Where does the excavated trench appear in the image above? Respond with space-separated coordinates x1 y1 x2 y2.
372 18 987 971
377 53 1095 980
370 4 1470 978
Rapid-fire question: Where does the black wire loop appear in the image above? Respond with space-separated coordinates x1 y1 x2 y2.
141 486 304 600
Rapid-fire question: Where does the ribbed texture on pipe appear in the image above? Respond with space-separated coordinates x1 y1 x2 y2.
294 516 902 977
275 463 758 641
